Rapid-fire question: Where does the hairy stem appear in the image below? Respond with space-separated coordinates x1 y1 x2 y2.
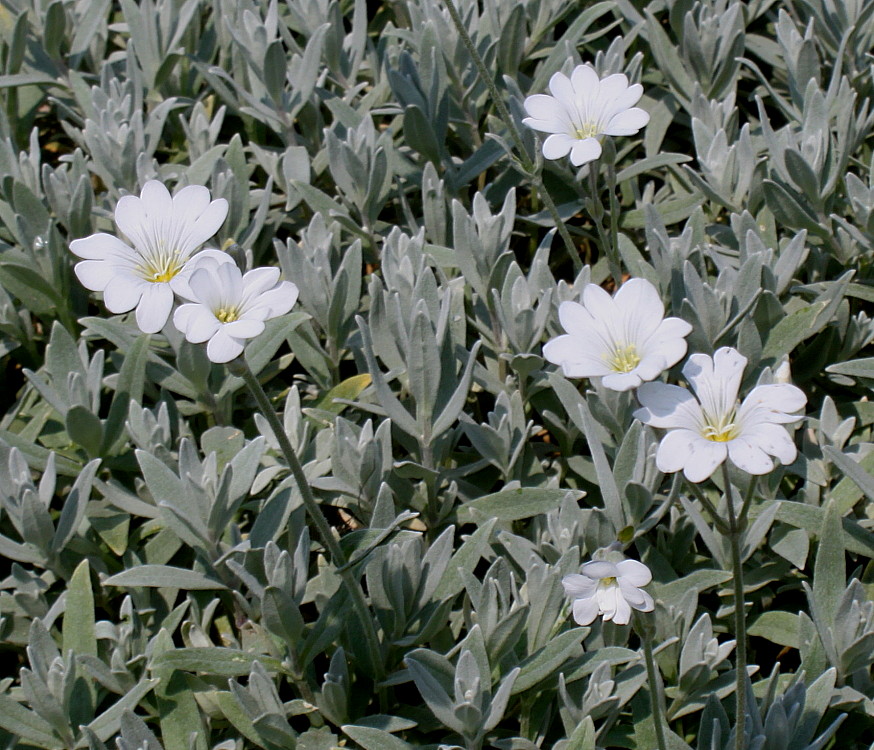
605 147 623 286
686 480 731 535
637 612 669 750
441 0 581 274
230 356 385 682
722 463 747 750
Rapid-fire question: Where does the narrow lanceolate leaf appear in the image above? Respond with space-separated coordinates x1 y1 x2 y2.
823 446 874 503
101 332 150 454
63 559 98 657
356 315 420 438
150 648 283 677
0 695 60 748
459 488 583 522
103 565 228 590
342 725 415 750
404 658 463 733
512 628 587 694
812 500 844 631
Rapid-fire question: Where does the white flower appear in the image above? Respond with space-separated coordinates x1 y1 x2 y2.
70 180 228 333
543 278 692 392
563 559 654 626
522 64 650 167
172 255 299 363
634 347 807 482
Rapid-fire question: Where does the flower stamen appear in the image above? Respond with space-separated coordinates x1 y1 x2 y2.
606 343 641 373
701 408 740 442
574 122 600 139
216 306 240 323
136 249 184 284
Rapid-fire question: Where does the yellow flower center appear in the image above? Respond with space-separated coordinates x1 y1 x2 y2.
701 409 740 442
575 122 600 139
216 306 240 323
136 250 184 284
600 576 617 586
606 344 641 373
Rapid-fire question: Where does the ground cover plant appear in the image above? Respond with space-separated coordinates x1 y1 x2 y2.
0 0 873 748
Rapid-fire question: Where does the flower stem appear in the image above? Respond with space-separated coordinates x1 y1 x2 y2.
586 159 622 286
686 480 730 535
440 0 581 274
636 611 668 750
230 356 385 682
722 463 747 750
605 145 623 287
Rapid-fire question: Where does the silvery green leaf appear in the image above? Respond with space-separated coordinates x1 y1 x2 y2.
405 656 465 734
548 372 624 532
511 628 587 695
356 315 419 439
51 458 99 556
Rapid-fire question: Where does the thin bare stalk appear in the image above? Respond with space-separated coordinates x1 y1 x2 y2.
722 463 747 750
637 612 669 750
229 356 385 682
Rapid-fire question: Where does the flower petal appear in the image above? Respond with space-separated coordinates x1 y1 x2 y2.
581 560 619 579
572 595 601 626
615 277 665 342
174 304 221 343
140 180 173 214
603 107 650 136
135 282 174 333
635 383 703 430
618 579 647 608
616 559 652 587
542 133 575 160
655 428 705 473
557 300 597 335
740 383 806 417
543 334 612 378
75 260 126 291
743 422 797 465
570 64 600 95
632 354 669 383
114 193 152 253
684 348 746 419
172 184 212 219
171 249 235 300
70 233 137 261
102 273 146 313
615 277 664 318
548 71 575 101
582 283 615 321
683 440 728 483
601 371 642 391
522 94 572 132
562 574 597 599
611 592 632 625
597 73 630 101
206 329 245 363
182 199 229 254
728 437 775 475
217 261 244 302
569 137 602 166
241 266 282 298
634 588 654 613
610 82 644 112
251 282 299 318
222 318 266 339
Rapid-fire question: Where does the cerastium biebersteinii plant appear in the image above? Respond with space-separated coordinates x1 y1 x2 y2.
0 0 873 749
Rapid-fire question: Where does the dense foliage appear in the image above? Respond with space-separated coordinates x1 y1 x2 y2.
0 0 873 748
